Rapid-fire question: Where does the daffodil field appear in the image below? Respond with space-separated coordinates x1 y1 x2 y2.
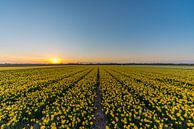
101 66 194 129
0 65 193 128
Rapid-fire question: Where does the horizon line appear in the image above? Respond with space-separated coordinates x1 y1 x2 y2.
1 62 194 65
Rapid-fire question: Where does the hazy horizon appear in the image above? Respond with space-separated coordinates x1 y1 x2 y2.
1 0 194 64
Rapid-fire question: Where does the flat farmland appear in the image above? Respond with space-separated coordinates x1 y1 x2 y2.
0 65 193 129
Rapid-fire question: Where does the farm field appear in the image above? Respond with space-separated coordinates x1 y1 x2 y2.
0 66 64 71
0 65 194 129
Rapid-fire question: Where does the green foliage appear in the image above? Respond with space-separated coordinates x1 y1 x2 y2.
0 65 193 129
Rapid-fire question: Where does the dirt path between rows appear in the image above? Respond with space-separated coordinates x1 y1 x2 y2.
92 67 107 129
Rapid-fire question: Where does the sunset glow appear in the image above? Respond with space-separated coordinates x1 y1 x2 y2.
49 58 62 64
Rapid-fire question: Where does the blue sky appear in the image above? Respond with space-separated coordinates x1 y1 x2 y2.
0 0 194 63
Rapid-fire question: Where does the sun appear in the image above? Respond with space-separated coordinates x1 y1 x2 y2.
49 58 62 64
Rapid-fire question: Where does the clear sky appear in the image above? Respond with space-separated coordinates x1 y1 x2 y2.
0 0 194 63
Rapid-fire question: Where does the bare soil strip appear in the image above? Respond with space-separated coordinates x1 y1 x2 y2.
92 67 107 129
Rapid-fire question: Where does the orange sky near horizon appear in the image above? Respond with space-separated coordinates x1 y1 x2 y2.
1 55 194 64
